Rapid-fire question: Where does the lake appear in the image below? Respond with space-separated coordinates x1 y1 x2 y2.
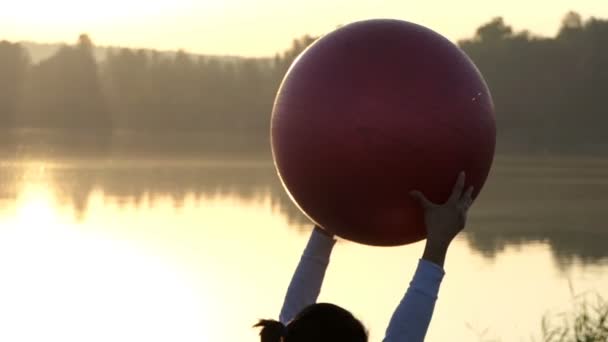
0 155 606 341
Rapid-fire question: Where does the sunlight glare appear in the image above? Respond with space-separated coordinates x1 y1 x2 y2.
0 179 210 342
4 0 182 26
13 182 62 232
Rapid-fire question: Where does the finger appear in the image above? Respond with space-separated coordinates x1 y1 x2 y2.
409 190 434 209
460 199 472 211
448 171 466 203
459 186 474 211
462 186 474 202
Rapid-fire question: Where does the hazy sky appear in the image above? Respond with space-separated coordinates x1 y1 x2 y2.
1 0 607 56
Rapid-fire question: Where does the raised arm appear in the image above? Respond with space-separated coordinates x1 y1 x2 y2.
384 172 473 342
279 226 336 324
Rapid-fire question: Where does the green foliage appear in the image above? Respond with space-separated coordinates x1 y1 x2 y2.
543 293 608 342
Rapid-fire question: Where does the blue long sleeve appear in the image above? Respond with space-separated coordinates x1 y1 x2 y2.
383 259 445 342
279 229 336 324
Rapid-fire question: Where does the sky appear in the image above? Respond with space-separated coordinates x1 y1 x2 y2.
1 0 607 56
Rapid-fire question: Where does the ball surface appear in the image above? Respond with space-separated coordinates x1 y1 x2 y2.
271 19 496 246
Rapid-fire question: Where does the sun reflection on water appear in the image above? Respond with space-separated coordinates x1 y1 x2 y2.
13 182 63 228
0 166 211 342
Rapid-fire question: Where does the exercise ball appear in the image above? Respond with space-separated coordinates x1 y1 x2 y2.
271 19 495 246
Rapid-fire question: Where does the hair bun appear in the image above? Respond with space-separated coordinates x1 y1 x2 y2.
254 319 286 342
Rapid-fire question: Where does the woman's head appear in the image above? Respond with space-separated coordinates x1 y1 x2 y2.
255 303 368 342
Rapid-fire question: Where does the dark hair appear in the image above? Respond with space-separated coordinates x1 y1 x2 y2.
254 303 368 342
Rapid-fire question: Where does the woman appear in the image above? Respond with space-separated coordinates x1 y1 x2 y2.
256 172 473 342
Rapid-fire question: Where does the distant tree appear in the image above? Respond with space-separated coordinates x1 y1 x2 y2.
102 48 151 129
474 17 513 43
459 14 608 154
19 34 111 155
561 11 583 30
0 41 30 128
274 35 317 75
22 33 110 130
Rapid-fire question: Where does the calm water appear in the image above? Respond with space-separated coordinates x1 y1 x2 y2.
0 156 606 342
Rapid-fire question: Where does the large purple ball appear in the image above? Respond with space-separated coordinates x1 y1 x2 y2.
271 19 495 246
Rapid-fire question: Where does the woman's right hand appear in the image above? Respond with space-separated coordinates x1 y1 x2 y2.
409 171 473 266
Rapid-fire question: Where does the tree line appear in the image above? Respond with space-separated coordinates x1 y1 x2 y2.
460 12 608 155
0 13 605 157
